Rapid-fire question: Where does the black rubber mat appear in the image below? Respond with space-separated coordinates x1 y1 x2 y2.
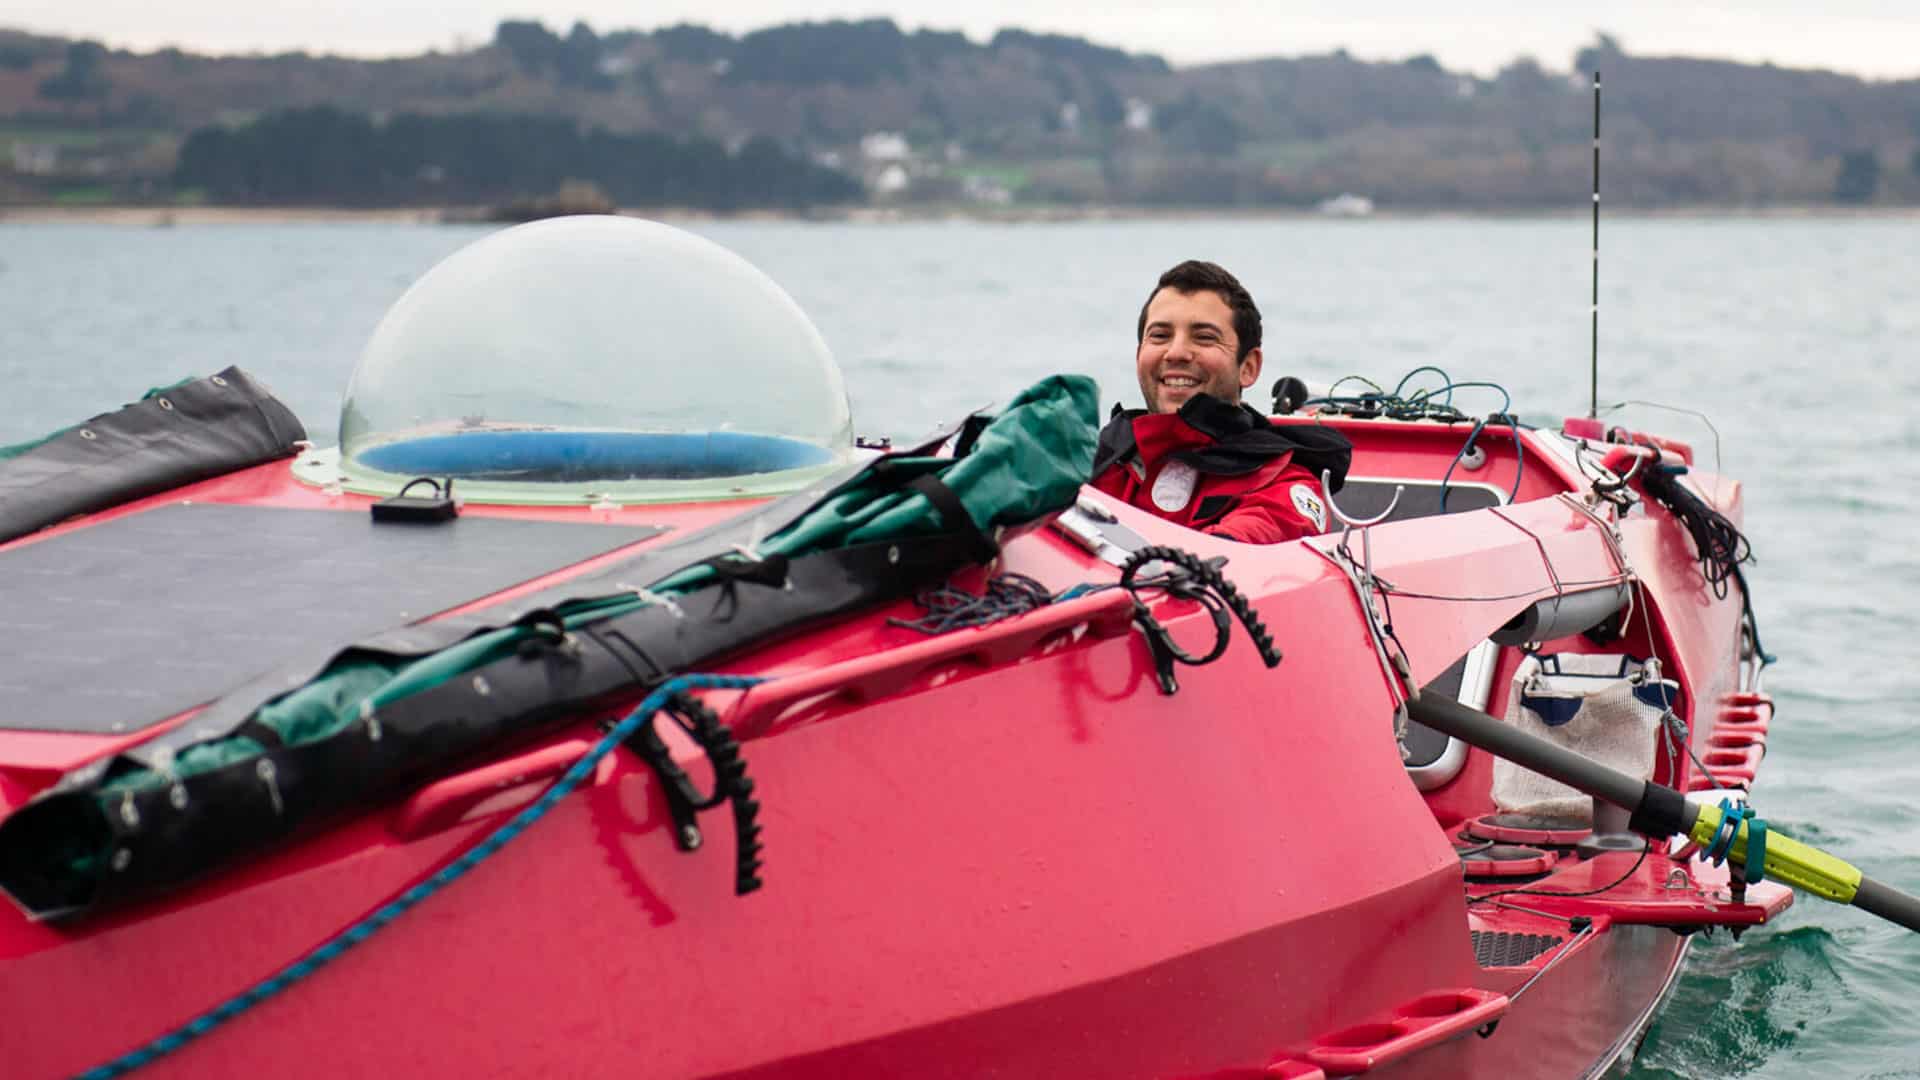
0 502 662 735
1471 930 1564 968
1335 478 1503 522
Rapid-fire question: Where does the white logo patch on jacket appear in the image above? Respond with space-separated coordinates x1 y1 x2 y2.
1151 460 1198 513
1289 483 1327 531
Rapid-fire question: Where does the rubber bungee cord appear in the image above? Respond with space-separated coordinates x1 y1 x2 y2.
1121 546 1283 669
75 673 763 1080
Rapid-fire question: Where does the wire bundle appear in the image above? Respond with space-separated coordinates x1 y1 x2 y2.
1305 367 1526 507
888 573 1055 634
1638 464 1753 601
1305 367 1509 423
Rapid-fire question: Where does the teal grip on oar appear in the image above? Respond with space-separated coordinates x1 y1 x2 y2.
1704 798 1751 865
1745 816 1768 884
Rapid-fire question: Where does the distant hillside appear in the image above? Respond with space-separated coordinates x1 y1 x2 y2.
2 22 1917 209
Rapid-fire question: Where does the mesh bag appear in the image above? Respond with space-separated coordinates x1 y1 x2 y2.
1490 653 1675 823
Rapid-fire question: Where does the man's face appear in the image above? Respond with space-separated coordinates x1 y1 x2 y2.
1135 287 1263 414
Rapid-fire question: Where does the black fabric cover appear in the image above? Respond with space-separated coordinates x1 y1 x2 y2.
0 503 663 736
1333 479 1503 522
0 367 307 545
0 530 980 918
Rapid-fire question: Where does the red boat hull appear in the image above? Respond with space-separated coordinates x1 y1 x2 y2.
0 415 1779 1078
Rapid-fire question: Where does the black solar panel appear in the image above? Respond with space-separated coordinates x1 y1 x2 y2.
0 503 662 735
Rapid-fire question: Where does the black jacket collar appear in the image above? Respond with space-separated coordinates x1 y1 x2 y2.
1092 394 1354 492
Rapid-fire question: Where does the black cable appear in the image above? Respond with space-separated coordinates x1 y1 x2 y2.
1304 374 1525 511
1438 419 1487 514
1466 837 1651 908
1732 562 1776 666
1639 464 1754 603
888 572 1054 634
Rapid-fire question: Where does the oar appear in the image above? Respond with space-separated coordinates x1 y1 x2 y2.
1405 689 1920 933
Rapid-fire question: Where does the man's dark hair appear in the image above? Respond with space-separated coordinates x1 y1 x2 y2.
1135 260 1262 362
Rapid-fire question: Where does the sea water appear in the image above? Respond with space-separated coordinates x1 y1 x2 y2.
3 215 1918 1078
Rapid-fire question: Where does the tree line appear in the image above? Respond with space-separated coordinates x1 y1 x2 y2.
172 107 862 208
8 22 1919 209
490 17 1167 90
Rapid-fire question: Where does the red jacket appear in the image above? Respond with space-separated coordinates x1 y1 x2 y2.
1088 396 1353 545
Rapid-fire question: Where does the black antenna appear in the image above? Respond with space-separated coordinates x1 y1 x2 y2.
1589 70 1600 419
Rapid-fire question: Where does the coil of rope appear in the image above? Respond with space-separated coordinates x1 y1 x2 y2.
888 572 1054 634
1638 463 1752 602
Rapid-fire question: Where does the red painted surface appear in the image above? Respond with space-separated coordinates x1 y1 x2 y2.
0 413 1774 1079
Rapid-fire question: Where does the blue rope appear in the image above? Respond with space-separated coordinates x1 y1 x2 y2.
76 672 764 1080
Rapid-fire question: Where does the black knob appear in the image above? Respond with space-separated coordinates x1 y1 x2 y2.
1271 376 1310 415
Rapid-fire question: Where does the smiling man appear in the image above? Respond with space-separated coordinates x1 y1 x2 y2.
1089 260 1353 543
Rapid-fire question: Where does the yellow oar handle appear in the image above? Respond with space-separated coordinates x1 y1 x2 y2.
1399 691 1920 930
1688 802 1862 904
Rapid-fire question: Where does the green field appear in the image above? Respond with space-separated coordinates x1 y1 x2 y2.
0 126 167 147
50 185 117 205
945 162 1033 190
1240 139 1336 170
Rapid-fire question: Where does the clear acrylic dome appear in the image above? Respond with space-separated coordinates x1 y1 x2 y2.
329 216 853 502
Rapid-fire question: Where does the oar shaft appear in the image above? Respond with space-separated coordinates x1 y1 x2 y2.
1405 689 1647 811
1854 877 1920 933
1408 688 1920 935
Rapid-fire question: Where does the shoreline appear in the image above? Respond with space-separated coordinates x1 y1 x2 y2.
4 203 1920 226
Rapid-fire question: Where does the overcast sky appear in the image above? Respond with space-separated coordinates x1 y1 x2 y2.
6 2 1919 80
